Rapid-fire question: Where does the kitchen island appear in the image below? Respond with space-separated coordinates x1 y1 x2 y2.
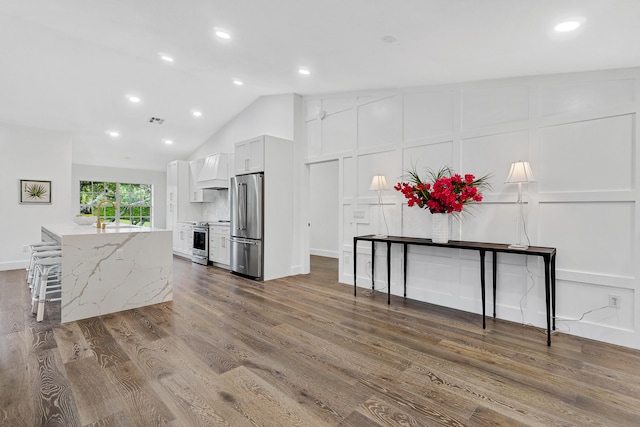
41 224 173 323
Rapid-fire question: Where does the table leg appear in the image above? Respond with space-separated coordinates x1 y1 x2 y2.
371 241 375 292
403 244 407 298
493 251 497 318
353 238 357 296
480 249 486 329
387 241 391 305
544 254 551 346
551 254 556 331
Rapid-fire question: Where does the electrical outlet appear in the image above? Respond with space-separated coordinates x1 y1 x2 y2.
116 249 124 260
609 294 621 309
23 245 29 252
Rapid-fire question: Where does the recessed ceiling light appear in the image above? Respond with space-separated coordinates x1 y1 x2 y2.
233 79 244 86
381 35 398 44
298 67 310 76
192 110 202 117
163 139 173 145
105 130 120 138
127 95 141 103
159 53 174 63
554 21 580 32
215 30 231 40
554 17 585 32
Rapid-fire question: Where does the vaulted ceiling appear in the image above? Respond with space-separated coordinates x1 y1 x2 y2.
2 0 639 170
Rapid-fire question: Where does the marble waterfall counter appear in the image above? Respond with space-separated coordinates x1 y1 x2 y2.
42 224 173 323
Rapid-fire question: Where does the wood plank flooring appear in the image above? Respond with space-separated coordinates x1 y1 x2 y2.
1 256 640 426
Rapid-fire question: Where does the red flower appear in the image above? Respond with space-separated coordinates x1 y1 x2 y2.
395 167 491 214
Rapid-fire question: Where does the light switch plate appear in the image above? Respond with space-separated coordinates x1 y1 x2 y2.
351 205 370 224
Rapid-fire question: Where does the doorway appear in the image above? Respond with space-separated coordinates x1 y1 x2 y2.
309 160 339 275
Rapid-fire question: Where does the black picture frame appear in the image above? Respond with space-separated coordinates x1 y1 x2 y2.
20 179 52 204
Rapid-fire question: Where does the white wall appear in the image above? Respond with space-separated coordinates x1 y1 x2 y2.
190 94 300 160
303 67 640 350
0 122 72 270
310 161 339 258
72 164 167 228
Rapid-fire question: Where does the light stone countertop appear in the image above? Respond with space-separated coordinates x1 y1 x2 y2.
43 223 165 238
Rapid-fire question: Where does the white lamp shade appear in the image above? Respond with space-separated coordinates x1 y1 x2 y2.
505 161 536 183
369 175 389 191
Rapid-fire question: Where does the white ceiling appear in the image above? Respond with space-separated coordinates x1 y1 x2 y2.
2 0 639 171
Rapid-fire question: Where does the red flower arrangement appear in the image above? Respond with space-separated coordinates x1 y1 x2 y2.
395 166 492 214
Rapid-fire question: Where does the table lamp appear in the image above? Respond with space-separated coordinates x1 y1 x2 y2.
369 174 389 238
505 161 536 249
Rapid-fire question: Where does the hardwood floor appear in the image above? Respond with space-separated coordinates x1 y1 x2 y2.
1 256 639 426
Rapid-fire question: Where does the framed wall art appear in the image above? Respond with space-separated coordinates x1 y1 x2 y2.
20 179 51 204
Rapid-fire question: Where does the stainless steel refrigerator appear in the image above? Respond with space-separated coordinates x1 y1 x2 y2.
229 173 264 280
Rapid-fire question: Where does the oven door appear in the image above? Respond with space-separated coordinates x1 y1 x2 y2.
192 227 209 264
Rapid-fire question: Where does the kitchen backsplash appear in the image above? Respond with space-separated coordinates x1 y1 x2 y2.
202 189 230 221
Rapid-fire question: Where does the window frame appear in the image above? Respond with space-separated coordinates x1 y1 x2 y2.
79 180 153 227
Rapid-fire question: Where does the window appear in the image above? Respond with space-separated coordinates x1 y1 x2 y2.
79 181 152 226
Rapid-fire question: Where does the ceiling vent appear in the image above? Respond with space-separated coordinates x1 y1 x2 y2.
149 117 165 124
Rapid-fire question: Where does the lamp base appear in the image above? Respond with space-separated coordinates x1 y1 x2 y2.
508 243 529 250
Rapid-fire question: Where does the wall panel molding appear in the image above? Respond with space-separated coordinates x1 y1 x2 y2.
304 66 640 350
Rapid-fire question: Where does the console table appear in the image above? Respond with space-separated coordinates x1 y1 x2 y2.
353 235 557 346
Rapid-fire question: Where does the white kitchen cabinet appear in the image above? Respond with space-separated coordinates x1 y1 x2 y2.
175 222 193 258
189 159 215 202
209 224 230 267
234 136 265 175
166 160 178 230
166 160 197 256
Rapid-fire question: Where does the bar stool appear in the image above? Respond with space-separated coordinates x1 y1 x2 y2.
26 241 59 268
27 249 62 290
30 241 58 247
27 247 62 287
29 241 58 250
30 257 62 322
27 242 60 269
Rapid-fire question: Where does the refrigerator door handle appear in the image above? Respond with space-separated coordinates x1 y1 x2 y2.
229 236 259 245
238 182 247 230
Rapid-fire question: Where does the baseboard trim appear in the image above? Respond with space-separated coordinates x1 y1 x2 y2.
310 249 339 259
0 260 29 272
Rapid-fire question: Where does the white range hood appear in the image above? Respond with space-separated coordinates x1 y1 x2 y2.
193 153 229 189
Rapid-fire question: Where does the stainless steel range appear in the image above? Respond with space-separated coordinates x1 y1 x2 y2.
191 221 209 265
